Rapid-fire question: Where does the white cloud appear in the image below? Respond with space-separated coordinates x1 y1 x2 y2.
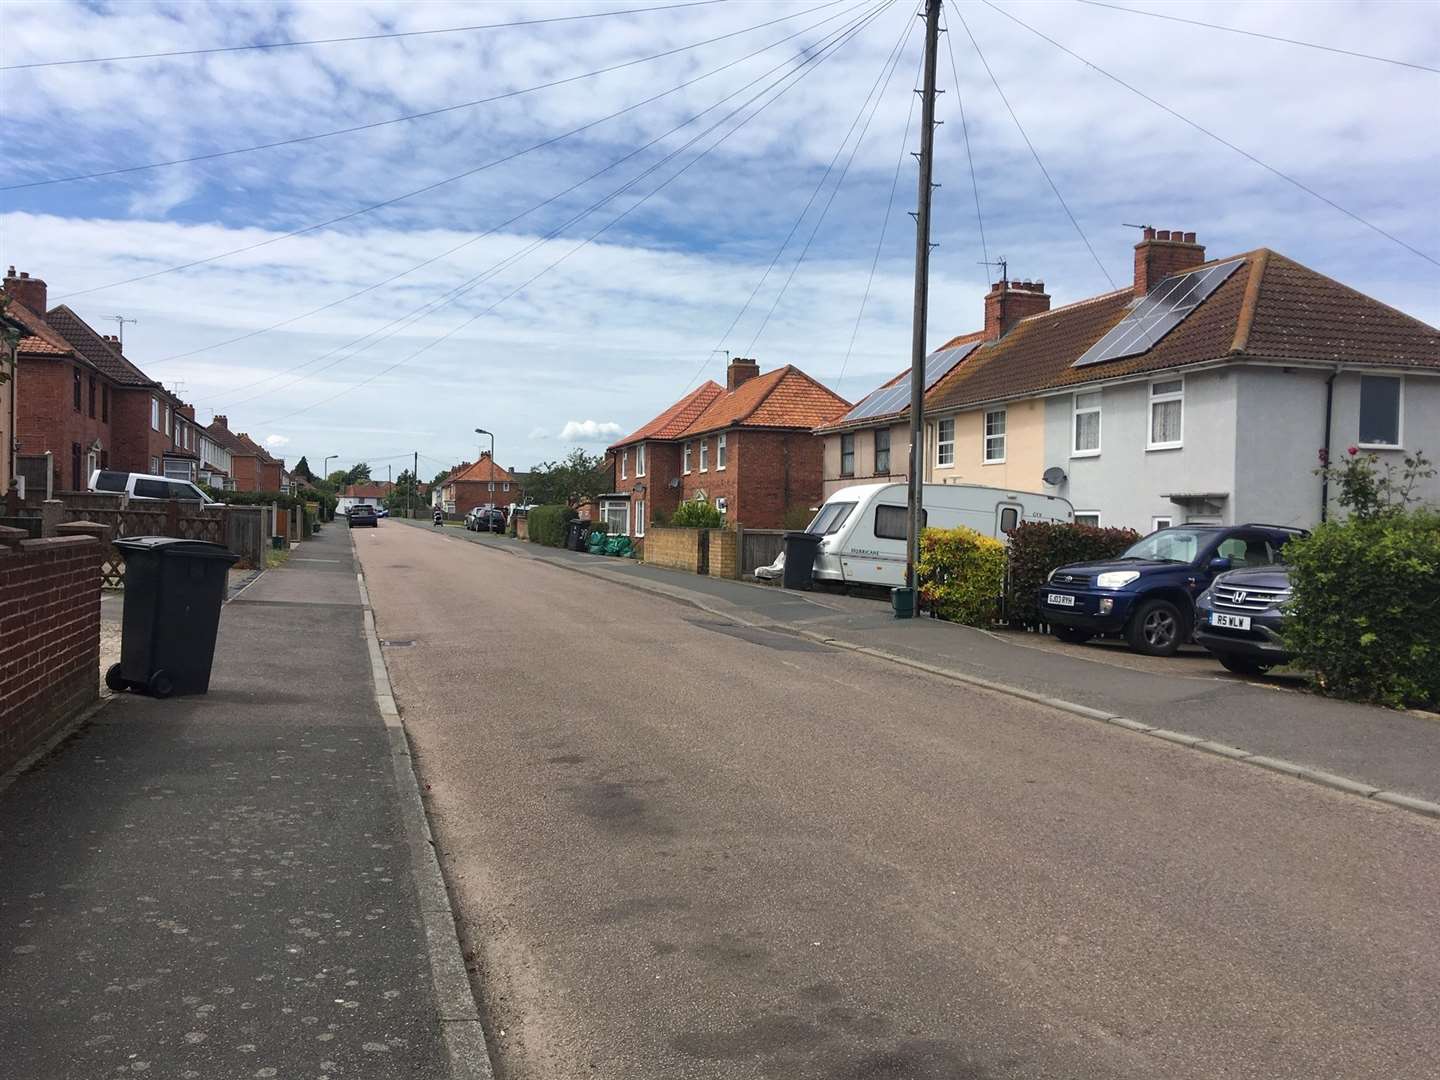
558 420 623 442
527 426 548 439
264 434 291 448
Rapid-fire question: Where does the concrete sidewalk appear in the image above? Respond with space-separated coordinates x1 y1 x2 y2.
0 524 468 1079
414 519 1440 808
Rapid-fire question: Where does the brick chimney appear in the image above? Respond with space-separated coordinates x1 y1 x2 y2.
983 280 1050 340
3 266 47 314
1133 227 1205 296
727 357 760 391
212 414 229 430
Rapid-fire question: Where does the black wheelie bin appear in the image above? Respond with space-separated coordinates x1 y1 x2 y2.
781 531 823 590
107 537 239 698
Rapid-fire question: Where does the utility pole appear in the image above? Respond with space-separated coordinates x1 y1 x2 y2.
413 450 419 519
902 0 942 617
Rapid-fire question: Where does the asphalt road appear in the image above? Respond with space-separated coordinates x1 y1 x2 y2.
355 523 1440 1080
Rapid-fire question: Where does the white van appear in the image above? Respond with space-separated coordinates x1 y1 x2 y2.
757 482 1073 588
90 469 216 504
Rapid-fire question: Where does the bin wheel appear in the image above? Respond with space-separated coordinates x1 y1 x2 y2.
104 663 128 693
149 671 175 699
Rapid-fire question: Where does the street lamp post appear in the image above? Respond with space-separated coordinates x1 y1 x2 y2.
475 428 495 507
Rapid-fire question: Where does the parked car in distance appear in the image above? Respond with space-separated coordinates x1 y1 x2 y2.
477 507 507 533
1038 523 1307 657
375 506 390 518
464 507 487 531
90 469 216 504
347 504 379 527
1194 565 1295 675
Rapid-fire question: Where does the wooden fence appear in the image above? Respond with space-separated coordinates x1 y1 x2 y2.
738 527 786 576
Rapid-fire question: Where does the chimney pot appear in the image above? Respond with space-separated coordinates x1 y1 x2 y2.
1143 226 1156 240
984 277 1050 340
3 268 48 314
1155 230 1171 241
1183 231 1196 244
18 272 29 280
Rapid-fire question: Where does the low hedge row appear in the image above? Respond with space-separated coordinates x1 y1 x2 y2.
1005 521 1141 628
527 504 576 547
918 527 1006 626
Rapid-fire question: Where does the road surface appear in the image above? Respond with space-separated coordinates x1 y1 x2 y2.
355 522 1439 1080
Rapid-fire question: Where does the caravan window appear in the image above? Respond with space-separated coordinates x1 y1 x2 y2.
999 506 1019 533
875 504 926 540
806 501 856 536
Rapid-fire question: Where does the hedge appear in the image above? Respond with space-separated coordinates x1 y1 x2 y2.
1283 510 1440 708
670 500 722 528
1005 521 1141 628
526 504 576 547
918 527 1006 626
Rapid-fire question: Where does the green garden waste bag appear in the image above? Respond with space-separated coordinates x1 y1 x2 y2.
587 531 607 554
606 535 632 558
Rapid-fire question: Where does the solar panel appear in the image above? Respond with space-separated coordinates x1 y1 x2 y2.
1072 259 1243 369
838 341 981 423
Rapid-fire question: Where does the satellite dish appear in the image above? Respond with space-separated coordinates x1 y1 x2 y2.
1042 466 1067 486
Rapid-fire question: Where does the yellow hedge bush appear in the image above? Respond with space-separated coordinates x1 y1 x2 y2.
918 526 1006 626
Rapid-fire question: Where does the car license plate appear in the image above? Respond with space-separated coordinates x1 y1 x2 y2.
1046 593 1076 607
1211 612 1250 630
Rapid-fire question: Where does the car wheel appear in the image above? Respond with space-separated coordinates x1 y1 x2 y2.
1052 625 1092 645
1126 598 1186 656
1218 654 1272 677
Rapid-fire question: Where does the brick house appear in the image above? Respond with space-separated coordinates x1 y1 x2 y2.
205 416 283 492
604 357 850 538
441 453 517 516
338 482 391 514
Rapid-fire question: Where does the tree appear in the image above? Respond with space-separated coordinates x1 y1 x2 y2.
325 470 348 490
386 469 424 511
292 456 315 482
524 448 608 507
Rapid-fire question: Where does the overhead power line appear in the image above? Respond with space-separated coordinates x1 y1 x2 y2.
207 0 886 410
1075 0 1440 75
53 2 871 301
943 9 989 278
149 0 877 371
4 0 848 191
254 2 896 427
957 9 1116 288
983 0 1440 269
836 48 924 389
2 0 725 70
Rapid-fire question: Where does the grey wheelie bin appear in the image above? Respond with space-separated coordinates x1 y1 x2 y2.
107 537 239 698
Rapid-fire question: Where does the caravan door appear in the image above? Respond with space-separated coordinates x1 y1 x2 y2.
995 501 1023 538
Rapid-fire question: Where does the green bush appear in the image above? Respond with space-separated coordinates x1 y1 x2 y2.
670 500 722 528
527 504 576 547
918 527 1007 626
1005 521 1141 628
1283 511 1440 708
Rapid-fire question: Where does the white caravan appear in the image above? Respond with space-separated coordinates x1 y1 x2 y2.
757 482 1073 588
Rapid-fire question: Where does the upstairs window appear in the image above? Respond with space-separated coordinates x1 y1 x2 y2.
151 398 160 431
699 438 708 472
840 433 855 477
1148 379 1184 449
936 418 955 467
1073 392 1101 456
164 405 172 437
88 376 97 418
683 441 692 474
1359 375 1402 448
984 410 1007 463
636 442 646 477
73 368 82 411
874 429 890 475
716 433 727 470
621 450 628 480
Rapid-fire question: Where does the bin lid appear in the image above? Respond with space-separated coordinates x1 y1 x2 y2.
784 530 822 541
114 535 240 561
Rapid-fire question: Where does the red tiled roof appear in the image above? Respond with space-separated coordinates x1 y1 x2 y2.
44 306 159 388
610 382 725 449
344 482 391 499
446 455 513 484
5 296 75 358
681 365 850 436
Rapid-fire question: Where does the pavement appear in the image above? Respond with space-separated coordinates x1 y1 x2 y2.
409 519 1440 807
358 521 1440 1080
0 523 466 1080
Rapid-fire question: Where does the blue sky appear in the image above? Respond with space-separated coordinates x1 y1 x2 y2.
2 0 1436 477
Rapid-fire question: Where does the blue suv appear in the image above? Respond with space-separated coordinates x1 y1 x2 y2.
1037 524 1307 656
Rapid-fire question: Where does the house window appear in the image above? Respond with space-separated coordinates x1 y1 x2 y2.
683 442 692 474
715 496 728 517
503 482 510 492
151 398 160 431
936 418 955 467
1358 375 1402 447
102 384 109 422
88 376 97 418
984 410 1007 463
874 429 890 475
601 499 629 535
621 450 628 480
151 456 160 474
73 368 82 411
1148 379 1184 449
699 438 708 472
164 405 172 437
875 504 926 540
840 433 855 477
1151 516 1172 532
636 443 646 477
488 481 495 492
1073 392 1101 455
716 433 727 471
1075 511 1102 527
635 500 646 538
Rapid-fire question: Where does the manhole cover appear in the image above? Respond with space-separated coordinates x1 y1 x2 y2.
380 639 416 648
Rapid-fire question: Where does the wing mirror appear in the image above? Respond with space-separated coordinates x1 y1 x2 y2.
1208 556 1232 572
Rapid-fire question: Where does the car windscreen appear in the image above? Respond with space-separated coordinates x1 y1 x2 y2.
1122 528 1205 563
806 501 856 536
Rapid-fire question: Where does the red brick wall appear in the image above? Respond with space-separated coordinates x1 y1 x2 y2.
0 535 101 776
231 454 261 492
723 430 825 529
677 431 738 515
610 442 683 536
450 478 517 516
109 387 170 475
15 357 115 491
